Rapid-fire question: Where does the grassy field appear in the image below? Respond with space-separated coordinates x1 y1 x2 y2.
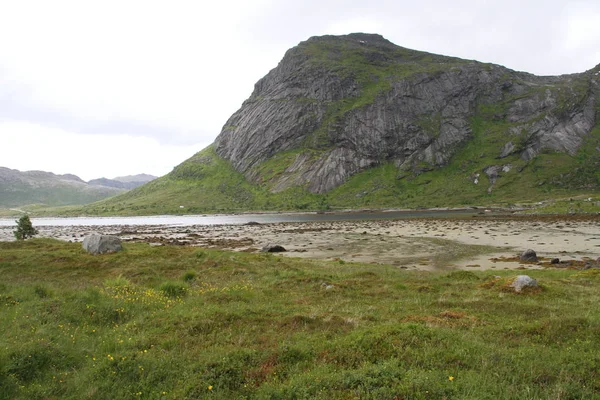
1 239 600 399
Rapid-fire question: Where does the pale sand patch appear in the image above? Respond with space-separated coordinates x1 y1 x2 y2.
1 217 598 270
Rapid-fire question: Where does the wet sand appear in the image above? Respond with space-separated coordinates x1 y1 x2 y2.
1 216 598 270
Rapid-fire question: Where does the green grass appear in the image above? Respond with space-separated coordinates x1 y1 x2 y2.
1 238 600 399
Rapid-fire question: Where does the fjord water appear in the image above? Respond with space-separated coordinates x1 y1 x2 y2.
0 209 485 227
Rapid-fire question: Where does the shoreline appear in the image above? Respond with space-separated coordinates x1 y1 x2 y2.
1 215 598 271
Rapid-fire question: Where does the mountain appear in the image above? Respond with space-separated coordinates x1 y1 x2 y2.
112 174 157 183
88 33 599 215
88 174 157 190
0 167 125 208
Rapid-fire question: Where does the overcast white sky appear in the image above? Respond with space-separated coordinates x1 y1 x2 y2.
1 0 599 181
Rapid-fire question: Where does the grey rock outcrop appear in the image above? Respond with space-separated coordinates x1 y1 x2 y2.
82 234 122 255
499 141 516 158
520 249 538 262
510 275 539 292
213 33 598 194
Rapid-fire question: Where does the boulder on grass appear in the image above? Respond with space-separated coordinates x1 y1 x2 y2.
520 249 538 262
510 275 538 292
82 234 122 255
261 244 286 253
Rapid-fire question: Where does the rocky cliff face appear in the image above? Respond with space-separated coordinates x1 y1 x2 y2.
214 33 598 194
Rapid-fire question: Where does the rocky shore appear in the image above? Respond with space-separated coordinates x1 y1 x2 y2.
1 216 598 270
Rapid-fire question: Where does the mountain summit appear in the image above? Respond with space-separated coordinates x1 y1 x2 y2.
214 33 597 193
92 34 599 214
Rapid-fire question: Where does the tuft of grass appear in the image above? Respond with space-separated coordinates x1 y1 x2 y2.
159 281 188 298
181 270 197 282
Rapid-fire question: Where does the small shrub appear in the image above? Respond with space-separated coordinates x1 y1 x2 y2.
182 270 197 282
33 285 52 298
104 275 131 288
160 281 187 298
13 215 38 240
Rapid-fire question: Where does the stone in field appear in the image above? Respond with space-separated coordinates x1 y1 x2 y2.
510 275 538 292
82 234 122 255
520 249 538 262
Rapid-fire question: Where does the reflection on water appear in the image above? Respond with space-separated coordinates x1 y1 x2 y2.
0 209 489 227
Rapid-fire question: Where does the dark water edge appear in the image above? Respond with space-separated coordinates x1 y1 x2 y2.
0 208 507 227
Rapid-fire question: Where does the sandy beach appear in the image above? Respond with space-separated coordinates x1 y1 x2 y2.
2 215 598 271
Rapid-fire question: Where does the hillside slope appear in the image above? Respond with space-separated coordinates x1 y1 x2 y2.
88 33 600 215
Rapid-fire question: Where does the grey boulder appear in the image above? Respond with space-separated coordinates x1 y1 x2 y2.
82 234 122 254
520 249 538 262
510 275 538 292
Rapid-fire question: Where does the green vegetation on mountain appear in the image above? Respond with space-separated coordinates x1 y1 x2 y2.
75 33 599 216
2 239 600 398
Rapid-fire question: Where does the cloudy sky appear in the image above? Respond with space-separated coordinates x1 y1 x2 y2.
1 0 599 181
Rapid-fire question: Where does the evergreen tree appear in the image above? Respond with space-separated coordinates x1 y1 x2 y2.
14 215 38 240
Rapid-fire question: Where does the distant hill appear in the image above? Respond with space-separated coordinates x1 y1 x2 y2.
88 33 600 215
88 174 157 190
113 174 157 183
0 167 124 208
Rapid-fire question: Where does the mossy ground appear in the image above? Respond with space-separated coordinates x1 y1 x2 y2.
1 239 600 399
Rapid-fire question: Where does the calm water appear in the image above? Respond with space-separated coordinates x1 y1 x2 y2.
0 209 490 227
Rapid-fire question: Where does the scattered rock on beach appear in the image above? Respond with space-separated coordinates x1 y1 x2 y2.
510 275 538 292
82 234 122 255
520 249 538 262
261 244 287 253
550 258 560 264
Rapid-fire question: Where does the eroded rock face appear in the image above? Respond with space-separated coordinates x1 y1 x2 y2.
82 234 122 255
213 33 598 194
